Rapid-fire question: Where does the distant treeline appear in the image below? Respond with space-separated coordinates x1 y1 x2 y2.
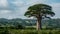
0 18 60 29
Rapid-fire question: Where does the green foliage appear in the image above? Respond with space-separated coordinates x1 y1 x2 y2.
9 26 15 29
15 24 25 29
24 4 55 30
0 27 5 29
0 18 60 29
0 28 10 34
24 4 55 18
1 30 10 34
0 29 60 34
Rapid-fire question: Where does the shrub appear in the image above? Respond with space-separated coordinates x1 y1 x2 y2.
10 26 15 29
16 24 25 29
0 27 4 29
0 29 10 34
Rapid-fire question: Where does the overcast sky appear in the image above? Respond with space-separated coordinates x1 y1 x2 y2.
0 0 60 19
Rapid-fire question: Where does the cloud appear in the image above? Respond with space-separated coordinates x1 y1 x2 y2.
0 0 60 19
0 0 8 7
0 10 12 19
50 3 60 18
13 0 49 19
10 0 47 7
0 10 11 14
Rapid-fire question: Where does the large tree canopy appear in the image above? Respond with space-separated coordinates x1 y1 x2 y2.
24 4 55 19
24 4 55 30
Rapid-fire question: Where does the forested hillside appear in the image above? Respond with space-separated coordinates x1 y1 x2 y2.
0 18 60 29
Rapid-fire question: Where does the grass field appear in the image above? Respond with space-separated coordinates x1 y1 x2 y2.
0 26 60 34
0 28 60 34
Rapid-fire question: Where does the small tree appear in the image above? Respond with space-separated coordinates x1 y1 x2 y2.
24 4 55 30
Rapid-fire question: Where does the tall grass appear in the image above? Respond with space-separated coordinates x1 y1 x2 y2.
0 29 60 34
0 27 60 34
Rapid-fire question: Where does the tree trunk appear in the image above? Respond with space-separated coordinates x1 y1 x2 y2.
36 16 42 30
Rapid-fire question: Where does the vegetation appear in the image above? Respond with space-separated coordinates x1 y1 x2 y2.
0 3 60 34
0 18 60 34
24 4 55 30
0 28 60 34
0 18 60 29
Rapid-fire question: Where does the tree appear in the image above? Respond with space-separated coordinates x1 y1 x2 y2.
24 4 55 30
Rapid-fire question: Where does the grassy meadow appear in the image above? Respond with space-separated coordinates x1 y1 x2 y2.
0 26 60 34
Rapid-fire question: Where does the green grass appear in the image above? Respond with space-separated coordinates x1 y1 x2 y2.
0 29 60 34
0 26 60 34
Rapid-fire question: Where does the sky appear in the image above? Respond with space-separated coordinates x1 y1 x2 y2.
0 0 60 19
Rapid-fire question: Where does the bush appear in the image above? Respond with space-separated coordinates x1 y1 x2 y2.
16 25 25 29
0 27 4 29
10 26 15 29
0 29 10 34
